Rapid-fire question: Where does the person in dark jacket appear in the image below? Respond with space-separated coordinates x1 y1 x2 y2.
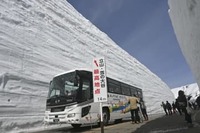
166 101 172 115
161 101 168 115
196 95 200 109
175 99 182 115
172 101 178 114
139 98 148 121
177 90 193 127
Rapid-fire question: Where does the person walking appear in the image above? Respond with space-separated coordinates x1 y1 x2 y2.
166 101 172 115
161 102 168 115
177 90 193 127
172 101 178 114
139 98 148 121
196 95 200 109
128 95 140 124
175 99 182 115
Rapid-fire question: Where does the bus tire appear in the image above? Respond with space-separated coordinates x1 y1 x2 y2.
103 108 110 126
71 124 81 128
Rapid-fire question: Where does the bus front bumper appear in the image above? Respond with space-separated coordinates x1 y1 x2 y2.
44 112 81 124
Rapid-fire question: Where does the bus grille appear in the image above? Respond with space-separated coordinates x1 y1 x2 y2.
51 106 65 112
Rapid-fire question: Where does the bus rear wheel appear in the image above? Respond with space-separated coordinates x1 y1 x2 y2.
71 124 81 128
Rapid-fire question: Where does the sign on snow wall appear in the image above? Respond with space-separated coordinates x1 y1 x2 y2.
92 57 108 102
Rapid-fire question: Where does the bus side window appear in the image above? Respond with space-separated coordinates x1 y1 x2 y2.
130 87 137 96
137 90 143 98
108 78 121 94
121 84 131 96
108 82 121 94
108 86 114 93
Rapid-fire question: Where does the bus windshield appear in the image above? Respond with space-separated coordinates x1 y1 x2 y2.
48 72 79 101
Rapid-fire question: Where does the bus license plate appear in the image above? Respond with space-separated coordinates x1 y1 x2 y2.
53 119 59 123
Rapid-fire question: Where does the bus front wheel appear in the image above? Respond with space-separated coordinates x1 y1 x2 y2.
71 124 81 128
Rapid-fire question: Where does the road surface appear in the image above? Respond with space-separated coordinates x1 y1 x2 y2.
28 110 200 133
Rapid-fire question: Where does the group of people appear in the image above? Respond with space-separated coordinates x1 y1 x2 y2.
161 100 182 116
126 95 148 124
161 90 194 127
124 90 199 127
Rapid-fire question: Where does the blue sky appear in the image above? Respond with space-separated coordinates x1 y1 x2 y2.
67 0 195 88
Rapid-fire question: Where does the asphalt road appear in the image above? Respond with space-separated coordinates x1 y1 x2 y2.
29 110 200 133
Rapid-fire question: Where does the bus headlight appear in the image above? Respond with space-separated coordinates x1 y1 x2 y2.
67 113 76 118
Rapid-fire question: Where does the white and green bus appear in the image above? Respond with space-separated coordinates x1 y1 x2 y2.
44 69 143 128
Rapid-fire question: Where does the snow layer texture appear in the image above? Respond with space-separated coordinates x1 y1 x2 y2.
168 0 200 90
0 0 174 132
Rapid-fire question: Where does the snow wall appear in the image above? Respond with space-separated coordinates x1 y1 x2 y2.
168 0 200 90
0 0 174 132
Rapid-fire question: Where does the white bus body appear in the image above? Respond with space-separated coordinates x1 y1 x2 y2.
44 69 143 128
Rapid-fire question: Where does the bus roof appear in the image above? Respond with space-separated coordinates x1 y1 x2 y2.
53 68 92 77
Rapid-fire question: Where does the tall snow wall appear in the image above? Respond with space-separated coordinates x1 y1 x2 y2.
0 0 174 132
168 0 200 90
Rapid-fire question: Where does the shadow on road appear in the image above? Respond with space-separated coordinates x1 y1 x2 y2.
134 111 200 133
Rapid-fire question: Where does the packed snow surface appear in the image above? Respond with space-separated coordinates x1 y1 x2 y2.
0 0 174 132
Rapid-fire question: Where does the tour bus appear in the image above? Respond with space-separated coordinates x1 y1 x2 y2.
44 69 143 128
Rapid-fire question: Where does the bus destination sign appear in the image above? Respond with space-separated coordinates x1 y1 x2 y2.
92 57 108 102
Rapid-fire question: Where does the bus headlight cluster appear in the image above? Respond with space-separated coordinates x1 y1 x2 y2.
67 113 76 118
